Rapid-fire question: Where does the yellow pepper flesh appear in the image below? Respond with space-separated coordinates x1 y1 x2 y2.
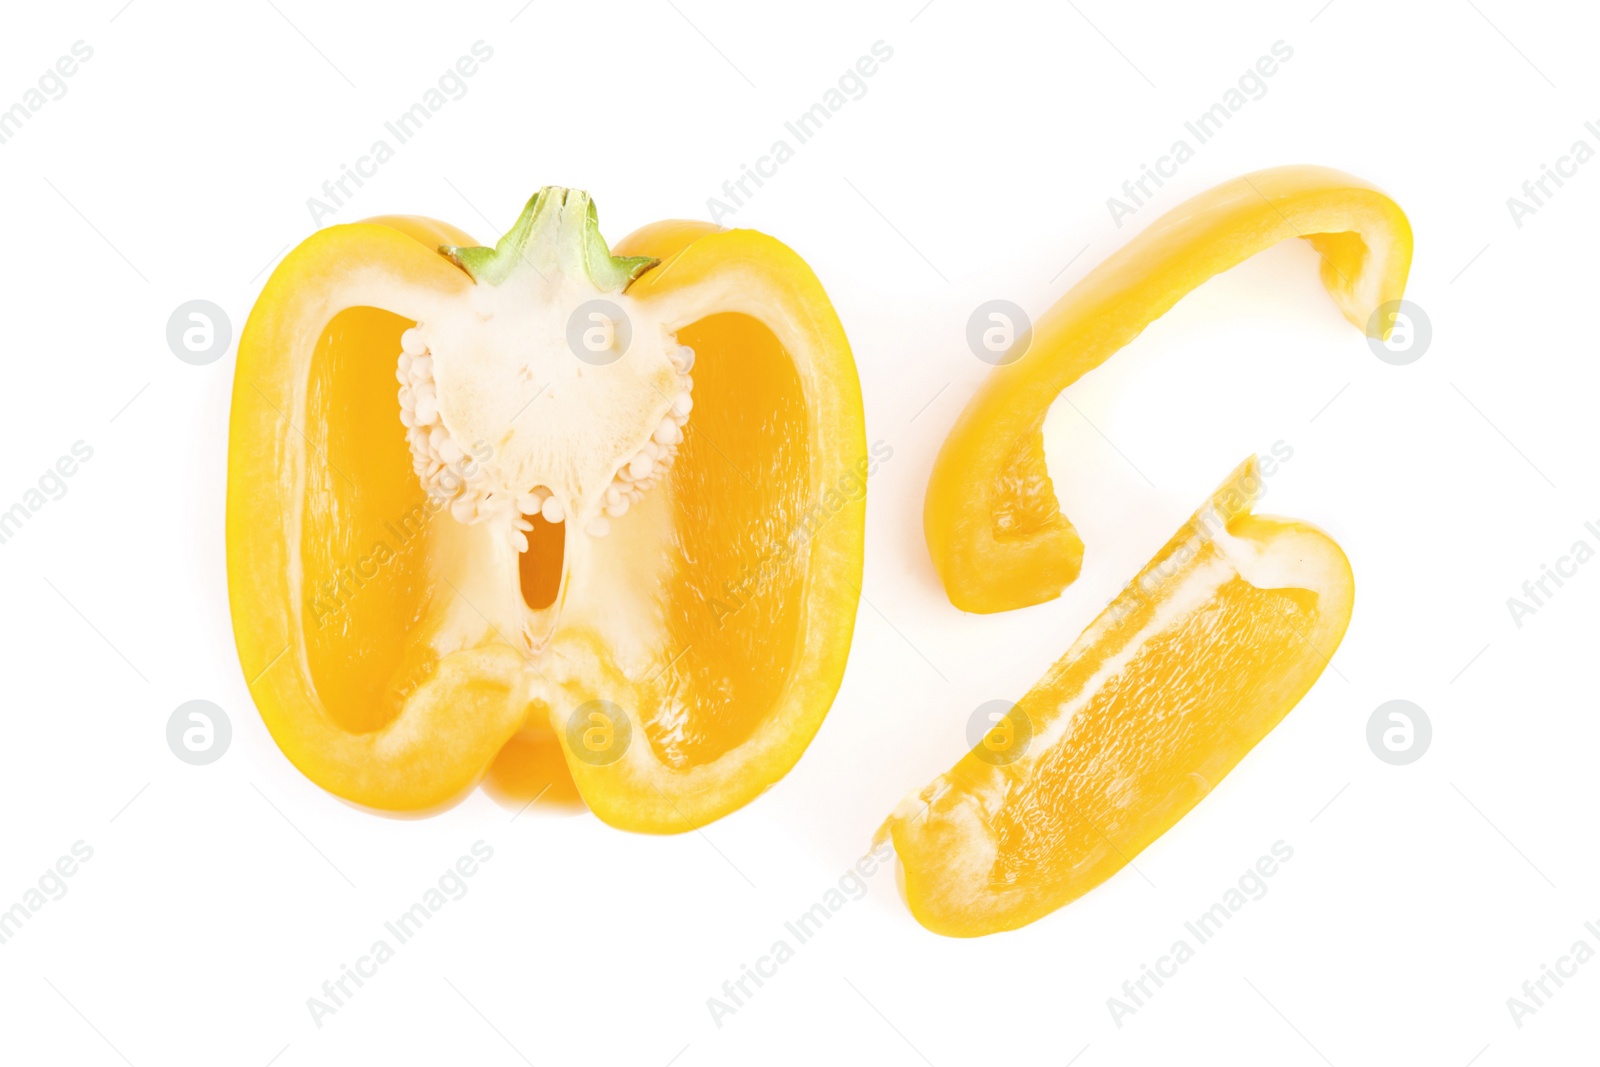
925 165 1412 613
227 203 866 825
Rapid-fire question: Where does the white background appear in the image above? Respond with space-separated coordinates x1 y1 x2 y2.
1 1 1594 1064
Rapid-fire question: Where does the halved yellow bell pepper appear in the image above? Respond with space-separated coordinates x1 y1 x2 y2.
925 165 1412 613
227 190 865 827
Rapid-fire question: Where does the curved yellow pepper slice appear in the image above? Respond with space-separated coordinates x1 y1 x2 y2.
925 165 1412 613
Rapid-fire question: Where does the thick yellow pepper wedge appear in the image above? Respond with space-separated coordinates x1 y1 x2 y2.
887 459 1353 936
925 165 1411 613
227 193 865 827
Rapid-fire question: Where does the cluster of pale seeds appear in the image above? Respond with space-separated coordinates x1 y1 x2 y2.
396 327 694 549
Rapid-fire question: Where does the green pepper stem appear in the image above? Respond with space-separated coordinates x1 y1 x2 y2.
441 187 657 291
